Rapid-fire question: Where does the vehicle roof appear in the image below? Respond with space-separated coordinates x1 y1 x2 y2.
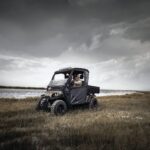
55 67 89 73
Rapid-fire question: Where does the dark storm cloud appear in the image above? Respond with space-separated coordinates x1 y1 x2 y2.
70 0 150 23
124 18 150 42
1 0 150 23
0 0 150 57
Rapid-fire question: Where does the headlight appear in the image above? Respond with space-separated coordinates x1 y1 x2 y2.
46 90 62 97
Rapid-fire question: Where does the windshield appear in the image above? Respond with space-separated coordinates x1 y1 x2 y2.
49 73 69 86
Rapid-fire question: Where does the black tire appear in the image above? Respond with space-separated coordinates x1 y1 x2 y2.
51 100 67 115
36 97 49 111
89 97 98 110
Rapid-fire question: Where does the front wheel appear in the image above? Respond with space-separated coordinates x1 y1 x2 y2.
51 100 67 115
36 97 49 111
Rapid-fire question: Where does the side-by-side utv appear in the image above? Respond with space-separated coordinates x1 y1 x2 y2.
36 67 100 115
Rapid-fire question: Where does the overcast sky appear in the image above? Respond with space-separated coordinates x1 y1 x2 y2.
0 0 150 90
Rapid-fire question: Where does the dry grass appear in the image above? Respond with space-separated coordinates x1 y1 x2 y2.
0 93 150 150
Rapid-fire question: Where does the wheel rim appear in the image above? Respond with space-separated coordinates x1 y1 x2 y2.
57 105 65 114
93 100 97 107
90 99 97 109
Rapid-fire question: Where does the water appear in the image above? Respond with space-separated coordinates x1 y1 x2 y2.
0 88 45 99
97 89 136 96
0 88 136 99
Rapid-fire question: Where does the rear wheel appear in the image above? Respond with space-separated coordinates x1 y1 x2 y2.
51 100 67 115
89 97 98 110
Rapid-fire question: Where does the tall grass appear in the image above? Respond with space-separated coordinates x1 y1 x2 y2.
0 93 150 150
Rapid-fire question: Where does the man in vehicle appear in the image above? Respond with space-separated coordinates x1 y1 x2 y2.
73 74 82 87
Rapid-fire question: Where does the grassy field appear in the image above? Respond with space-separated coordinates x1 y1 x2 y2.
0 92 150 150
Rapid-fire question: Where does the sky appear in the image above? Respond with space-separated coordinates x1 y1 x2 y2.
0 0 150 90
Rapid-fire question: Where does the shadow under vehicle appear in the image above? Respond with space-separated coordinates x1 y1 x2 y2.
36 67 100 115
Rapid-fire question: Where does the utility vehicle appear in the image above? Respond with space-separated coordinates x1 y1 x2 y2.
36 67 100 115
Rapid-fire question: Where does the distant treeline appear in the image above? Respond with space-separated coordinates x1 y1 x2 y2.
0 85 46 90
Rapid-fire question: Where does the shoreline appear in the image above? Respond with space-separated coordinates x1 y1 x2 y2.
0 88 140 99
0 85 46 90
0 91 147 100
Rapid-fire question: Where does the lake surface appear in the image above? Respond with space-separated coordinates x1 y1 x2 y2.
0 88 136 99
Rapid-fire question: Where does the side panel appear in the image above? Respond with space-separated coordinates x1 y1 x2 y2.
70 86 87 105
